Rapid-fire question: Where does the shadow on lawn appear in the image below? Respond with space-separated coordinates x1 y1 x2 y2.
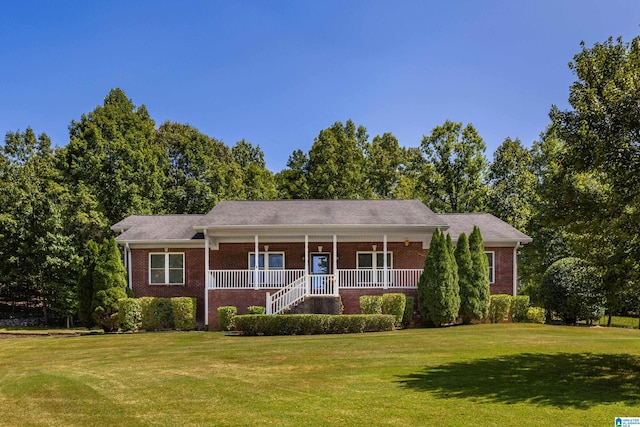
396 353 640 409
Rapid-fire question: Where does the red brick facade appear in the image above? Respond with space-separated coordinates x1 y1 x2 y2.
129 243 516 329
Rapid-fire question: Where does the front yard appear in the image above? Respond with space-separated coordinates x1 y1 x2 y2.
0 324 638 426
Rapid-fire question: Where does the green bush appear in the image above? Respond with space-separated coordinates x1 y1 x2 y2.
233 314 395 336
172 297 196 330
488 294 513 323
510 295 531 323
117 298 142 332
139 297 174 331
402 296 414 328
540 257 605 325
217 306 237 331
247 305 266 315
381 293 406 326
359 295 383 314
526 307 546 324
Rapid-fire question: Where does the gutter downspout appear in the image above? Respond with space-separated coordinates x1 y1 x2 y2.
126 243 132 290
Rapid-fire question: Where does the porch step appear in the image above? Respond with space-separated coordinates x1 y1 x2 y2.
284 296 342 315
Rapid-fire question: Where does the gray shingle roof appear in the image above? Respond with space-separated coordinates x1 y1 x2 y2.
195 200 446 227
112 215 204 242
437 213 532 243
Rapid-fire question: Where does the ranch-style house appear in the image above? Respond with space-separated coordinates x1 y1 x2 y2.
112 199 531 329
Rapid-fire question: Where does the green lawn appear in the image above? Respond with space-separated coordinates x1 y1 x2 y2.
0 324 639 426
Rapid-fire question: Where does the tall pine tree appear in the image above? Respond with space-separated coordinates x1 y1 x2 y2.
418 229 460 326
91 237 128 332
469 226 491 320
455 232 481 324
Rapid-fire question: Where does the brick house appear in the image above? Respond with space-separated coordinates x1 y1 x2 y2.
111 200 531 329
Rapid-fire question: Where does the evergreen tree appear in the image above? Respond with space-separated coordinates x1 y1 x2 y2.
455 232 480 324
469 226 491 319
91 237 128 332
418 229 460 326
77 240 99 327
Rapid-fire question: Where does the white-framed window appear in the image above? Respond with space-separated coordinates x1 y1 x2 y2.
149 253 184 285
356 251 393 270
486 251 495 284
248 252 285 270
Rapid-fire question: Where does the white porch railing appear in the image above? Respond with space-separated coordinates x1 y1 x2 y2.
337 269 421 288
207 269 304 290
208 269 421 290
266 276 307 314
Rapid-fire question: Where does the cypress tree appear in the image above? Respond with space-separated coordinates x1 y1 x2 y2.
445 233 461 321
455 232 481 324
91 237 128 332
418 230 460 326
469 226 491 320
77 240 100 328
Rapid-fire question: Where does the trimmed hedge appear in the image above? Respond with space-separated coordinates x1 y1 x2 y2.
234 314 395 336
359 295 383 314
118 297 196 332
218 306 237 331
117 298 142 332
381 293 406 326
139 297 173 331
488 294 512 323
247 305 266 315
172 297 197 330
510 295 531 323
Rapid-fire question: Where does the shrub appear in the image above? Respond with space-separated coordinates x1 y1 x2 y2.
117 298 142 332
139 297 174 331
218 306 237 331
456 232 482 324
381 293 406 326
527 307 546 324
402 296 414 328
488 294 512 323
172 297 196 330
91 237 129 332
510 295 531 323
540 257 605 325
418 229 460 326
233 314 395 336
247 305 266 315
469 226 491 319
359 295 383 314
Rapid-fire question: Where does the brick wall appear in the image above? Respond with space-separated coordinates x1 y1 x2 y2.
130 248 205 324
490 247 515 295
130 241 517 328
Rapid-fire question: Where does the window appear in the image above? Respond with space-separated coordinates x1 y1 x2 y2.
149 253 184 284
486 252 495 284
249 252 284 270
357 252 393 269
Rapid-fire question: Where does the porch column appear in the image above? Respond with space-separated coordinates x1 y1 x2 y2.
204 230 209 327
126 243 132 290
383 234 388 289
513 242 520 296
333 234 338 296
304 235 309 295
254 235 259 290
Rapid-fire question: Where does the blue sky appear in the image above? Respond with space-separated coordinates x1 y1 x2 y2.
1 1 639 171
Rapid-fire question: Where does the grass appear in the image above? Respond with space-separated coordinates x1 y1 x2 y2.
0 324 639 426
599 315 640 329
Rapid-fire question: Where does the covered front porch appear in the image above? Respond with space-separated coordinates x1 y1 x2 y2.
204 233 426 315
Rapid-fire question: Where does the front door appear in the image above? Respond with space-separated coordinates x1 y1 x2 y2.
310 253 330 291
